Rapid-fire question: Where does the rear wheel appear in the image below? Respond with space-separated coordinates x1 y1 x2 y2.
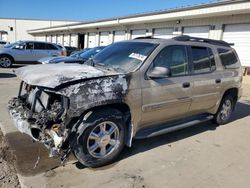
214 95 234 125
0 55 13 68
74 109 126 167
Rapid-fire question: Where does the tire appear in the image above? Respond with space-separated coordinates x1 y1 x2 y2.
0 55 14 68
74 108 126 168
213 95 234 125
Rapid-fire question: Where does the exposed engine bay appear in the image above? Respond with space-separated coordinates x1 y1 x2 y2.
8 81 70 160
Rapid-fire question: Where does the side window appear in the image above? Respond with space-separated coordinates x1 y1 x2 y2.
45 43 58 50
25 42 34 50
191 46 210 74
34 42 46 50
218 48 240 69
208 48 216 71
152 45 188 76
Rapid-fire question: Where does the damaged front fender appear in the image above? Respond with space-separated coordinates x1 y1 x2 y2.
56 75 128 118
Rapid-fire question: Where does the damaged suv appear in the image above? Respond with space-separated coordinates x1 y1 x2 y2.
8 36 242 167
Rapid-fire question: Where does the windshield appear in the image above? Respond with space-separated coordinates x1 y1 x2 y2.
79 47 104 59
70 48 90 57
4 41 22 48
93 42 157 72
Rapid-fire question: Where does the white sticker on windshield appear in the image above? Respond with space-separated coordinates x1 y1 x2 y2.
129 53 147 61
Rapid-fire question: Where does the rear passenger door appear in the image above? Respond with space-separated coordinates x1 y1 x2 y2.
34 42 50 60
188 46 222 113
45 43 61 57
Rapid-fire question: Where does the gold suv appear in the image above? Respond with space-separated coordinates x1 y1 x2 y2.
8 36 243 167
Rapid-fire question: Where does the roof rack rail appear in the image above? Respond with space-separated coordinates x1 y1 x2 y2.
133 36 155 40
173 35 231 47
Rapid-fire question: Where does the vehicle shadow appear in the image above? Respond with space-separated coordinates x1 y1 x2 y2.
75 101 250 170
0 72 16 78
5 102 250 175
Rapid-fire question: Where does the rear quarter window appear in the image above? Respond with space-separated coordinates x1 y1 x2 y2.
46 44 58 50
218 48 240 69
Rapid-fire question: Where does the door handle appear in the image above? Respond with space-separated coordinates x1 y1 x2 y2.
215 79 221 84
183 82 190 88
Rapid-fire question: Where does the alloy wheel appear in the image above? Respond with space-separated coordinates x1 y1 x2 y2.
87 121 120 158
0 57 11 68
220 99 232 121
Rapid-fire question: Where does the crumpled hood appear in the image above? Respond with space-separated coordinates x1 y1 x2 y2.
15 64 120 89
50 56 85 64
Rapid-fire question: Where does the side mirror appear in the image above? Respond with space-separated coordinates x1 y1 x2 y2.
148 66 171 79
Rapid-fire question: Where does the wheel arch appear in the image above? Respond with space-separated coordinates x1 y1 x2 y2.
0 53 15 62
222 88 238 110
73 102 133 147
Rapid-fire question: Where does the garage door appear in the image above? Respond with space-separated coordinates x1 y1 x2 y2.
0 32 8 41
131 29 146 39
35 36 46 42
153 28 174 39
223 24 250 67
46 35 51 42
57 35 63 45
63 35 70 46
70 34 78 47
114 31 126 42
51 35 57 43
100 32 110 46
183 26 210 38
88 33 97 48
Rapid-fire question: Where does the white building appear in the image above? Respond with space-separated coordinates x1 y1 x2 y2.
0 18 78 43
2 0 250 67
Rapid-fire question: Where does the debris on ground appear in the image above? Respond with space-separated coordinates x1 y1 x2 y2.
0 129 20 188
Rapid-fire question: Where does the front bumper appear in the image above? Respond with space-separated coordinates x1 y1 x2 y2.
8 97 37 140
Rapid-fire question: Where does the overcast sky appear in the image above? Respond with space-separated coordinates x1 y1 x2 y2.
0 0 216 21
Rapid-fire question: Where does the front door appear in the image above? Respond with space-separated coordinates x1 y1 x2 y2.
140 45 192 128
13 42 36 62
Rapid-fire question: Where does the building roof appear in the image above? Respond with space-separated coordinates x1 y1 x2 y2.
0 17 81 22
28 0 250 34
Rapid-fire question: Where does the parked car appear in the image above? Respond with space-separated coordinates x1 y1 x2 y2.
70 48 90 56
64 46 78 56
8 36 242 167
0 41 66 68
38 46 104 64
54 44 67 56
0 40 7 48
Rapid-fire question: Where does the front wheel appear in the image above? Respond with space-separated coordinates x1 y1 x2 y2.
213 95 234 125
74 109 126 167
0 55 13 68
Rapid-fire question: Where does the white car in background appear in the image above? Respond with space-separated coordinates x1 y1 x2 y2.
0 41 66 68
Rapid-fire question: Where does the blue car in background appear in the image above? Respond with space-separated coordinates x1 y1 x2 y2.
38 46 106 64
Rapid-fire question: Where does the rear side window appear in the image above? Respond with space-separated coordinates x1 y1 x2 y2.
34 42 46 50
191 46 216 74
218 48 240 69
45 43 58 50
208 48 216 71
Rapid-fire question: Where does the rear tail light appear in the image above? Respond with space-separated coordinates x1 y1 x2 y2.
61 51 66 56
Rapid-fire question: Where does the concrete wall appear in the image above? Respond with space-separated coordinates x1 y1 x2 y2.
0 18 78 43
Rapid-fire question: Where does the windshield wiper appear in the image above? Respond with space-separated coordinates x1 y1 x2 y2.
85 58 95 67
95 63 124 72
